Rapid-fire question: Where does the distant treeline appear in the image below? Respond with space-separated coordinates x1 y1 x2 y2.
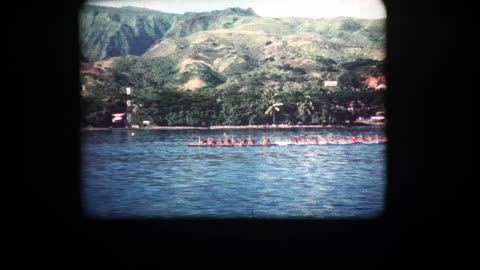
80 56 385 127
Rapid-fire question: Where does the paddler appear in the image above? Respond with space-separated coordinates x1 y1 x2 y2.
299 137 308 143
350 136 359 143
240 138 248 145
199 136 208 145
290 137 298 143
330 137 339 144
319 136 328 144
262 136 272 145
339 137 349 144
249 137 256 145
209 137 217 145
311 137 319 144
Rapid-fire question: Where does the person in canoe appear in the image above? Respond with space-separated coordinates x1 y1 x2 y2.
209 137 217 145
319 136 329 144
339 137 349 144
311 137 319 144
249 137 256 145
240 138 248 146
225 138 233 145
198 137 208 145
290 137 298 143
263 136 272 145
350 136 359 143
299 136 308 143
330 137 339 144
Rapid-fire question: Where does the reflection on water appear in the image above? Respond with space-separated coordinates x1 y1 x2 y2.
81 127 386 218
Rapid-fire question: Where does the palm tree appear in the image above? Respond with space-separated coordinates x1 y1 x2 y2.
296 95 314 122
262 86 283 124
129 103 142 125
132 103 141 115
265 102 283 124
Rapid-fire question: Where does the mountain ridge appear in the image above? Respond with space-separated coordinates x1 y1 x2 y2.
79 5 258 61
79 5 384 63
79 5 386 127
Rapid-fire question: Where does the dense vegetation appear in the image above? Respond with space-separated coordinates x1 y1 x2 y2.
80 5 386 127
79 5 257 62
81 56 385 127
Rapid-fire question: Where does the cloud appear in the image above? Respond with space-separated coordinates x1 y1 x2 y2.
86 0 386 18
253 0 385 18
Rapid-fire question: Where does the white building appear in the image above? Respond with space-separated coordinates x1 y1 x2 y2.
324 80 338 87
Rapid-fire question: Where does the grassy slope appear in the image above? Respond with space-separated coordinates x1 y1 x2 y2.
79 5 257 62
141 15 385 90
81 6 385 91
79 5 180 61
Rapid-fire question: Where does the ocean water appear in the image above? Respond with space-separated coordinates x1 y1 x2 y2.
81 127 386 219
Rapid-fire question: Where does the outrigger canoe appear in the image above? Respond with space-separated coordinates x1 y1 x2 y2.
286 142 385 145
188 141 385 146
188 143 277 147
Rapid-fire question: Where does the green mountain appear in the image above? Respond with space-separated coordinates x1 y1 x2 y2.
143 15 384 89
80 5 384 63
79 5 257 62
79 5 386 127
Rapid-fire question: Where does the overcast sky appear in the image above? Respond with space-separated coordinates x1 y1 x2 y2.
86 0 386 19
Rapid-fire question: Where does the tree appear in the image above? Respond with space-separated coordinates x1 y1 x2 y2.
262 86 284 124
296 95 314 122
265 102 283 124
129 102 143 125
337 71 360 88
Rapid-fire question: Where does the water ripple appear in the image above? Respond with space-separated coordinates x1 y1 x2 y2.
82 127 386 218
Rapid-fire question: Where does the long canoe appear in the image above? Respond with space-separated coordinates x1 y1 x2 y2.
188 143 277 147
286 141 386 145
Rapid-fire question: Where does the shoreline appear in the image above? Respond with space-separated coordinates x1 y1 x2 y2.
81 123 384 131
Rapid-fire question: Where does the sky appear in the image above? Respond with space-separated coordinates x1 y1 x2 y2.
86 0 386 19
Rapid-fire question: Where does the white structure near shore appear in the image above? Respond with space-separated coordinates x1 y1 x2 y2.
324 80 338 87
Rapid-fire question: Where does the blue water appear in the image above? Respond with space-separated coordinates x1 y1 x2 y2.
81 127 386 219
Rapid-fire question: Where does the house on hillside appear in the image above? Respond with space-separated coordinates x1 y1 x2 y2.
324 80 338 87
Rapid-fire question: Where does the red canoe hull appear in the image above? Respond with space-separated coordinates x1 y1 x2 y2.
188 143 277 147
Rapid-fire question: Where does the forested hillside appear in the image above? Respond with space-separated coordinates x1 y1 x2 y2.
79 5 386 127
79 5 257 62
